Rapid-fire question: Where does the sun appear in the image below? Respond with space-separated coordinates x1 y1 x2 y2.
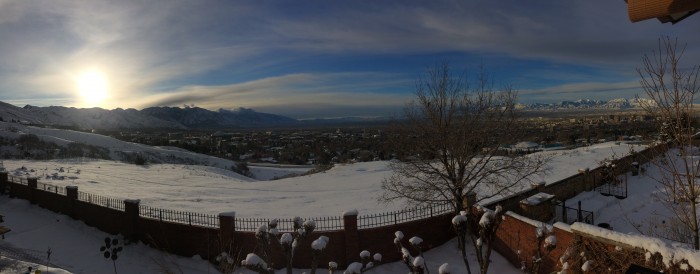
75 70 109 106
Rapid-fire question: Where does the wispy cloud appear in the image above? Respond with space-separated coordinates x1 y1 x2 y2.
138 72 413 118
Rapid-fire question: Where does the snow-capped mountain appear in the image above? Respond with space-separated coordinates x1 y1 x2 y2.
519 98 655 110
22 105 186 129
0 102 299 130
140 106 299 128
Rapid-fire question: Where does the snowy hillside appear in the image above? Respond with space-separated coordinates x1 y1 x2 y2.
0 101 43 124
0 122 249 170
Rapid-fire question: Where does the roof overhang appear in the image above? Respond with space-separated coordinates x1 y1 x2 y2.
627 0 700 24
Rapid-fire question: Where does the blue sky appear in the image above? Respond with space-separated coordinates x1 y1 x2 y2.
0 1 698 118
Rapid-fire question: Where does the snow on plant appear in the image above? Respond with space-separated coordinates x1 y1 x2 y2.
328 261 338 273
438 263 450 274
409 236 423 247
245 217 317 274
310 235 329 274
394 230 432 274
241 253 270 274
341 249 382 274
581 260 592 272
412 256 425 274
215 251 236 273
451 206 506 274
343 262 363 274
359 250 370 260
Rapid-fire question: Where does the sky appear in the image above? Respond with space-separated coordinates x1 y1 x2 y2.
0 1 698 119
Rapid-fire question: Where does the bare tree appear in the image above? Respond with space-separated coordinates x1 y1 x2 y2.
381 62 548 273
637 37 700 250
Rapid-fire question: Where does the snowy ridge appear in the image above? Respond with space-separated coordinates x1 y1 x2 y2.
0 121 251 177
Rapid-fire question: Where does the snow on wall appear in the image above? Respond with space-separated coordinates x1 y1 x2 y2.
570 222 700 270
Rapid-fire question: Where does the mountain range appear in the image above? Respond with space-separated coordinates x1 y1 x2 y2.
0 97 652 130
516 98 655 110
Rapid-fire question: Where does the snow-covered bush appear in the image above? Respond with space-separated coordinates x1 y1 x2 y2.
394 230 430 274
342 249 382 274
215 251 236 273
451 206 506 274
244 217 317 274
241 253 271 274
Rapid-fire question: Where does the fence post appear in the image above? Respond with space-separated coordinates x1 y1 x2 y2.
66 186 78 219
124 199 141 242
0 171 7 195
27 177 38 204
219 212 236 254
343 209 359 269
577 201 583 223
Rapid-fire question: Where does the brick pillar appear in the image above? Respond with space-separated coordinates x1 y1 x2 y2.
124 199 140 241
531 181 546 193
27 177 38 204
219 211 236 253
66 186 78 219
0 171 7 195
343 209 359 268
462 192 477 210
581 168 594 191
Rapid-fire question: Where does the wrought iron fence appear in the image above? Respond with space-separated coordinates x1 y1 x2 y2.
358 203 453 229
140 205 219 228
235 216 344 232
36 182 67 195
8 175 27 185
78 191 125 211
554 201 594 225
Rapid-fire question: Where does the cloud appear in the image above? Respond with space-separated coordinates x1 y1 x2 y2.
138 72 414 118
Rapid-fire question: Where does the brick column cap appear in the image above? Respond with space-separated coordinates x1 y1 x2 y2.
66 186 78 190
219 211 236 217
124 199 140 204
342 209 358 216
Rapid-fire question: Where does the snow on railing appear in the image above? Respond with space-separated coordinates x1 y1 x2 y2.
357 203 452 229
139 205 219 228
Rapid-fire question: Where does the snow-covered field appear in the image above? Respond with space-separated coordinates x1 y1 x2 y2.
0 141 641 218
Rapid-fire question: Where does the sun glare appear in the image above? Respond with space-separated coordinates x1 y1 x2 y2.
75 70 109 106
